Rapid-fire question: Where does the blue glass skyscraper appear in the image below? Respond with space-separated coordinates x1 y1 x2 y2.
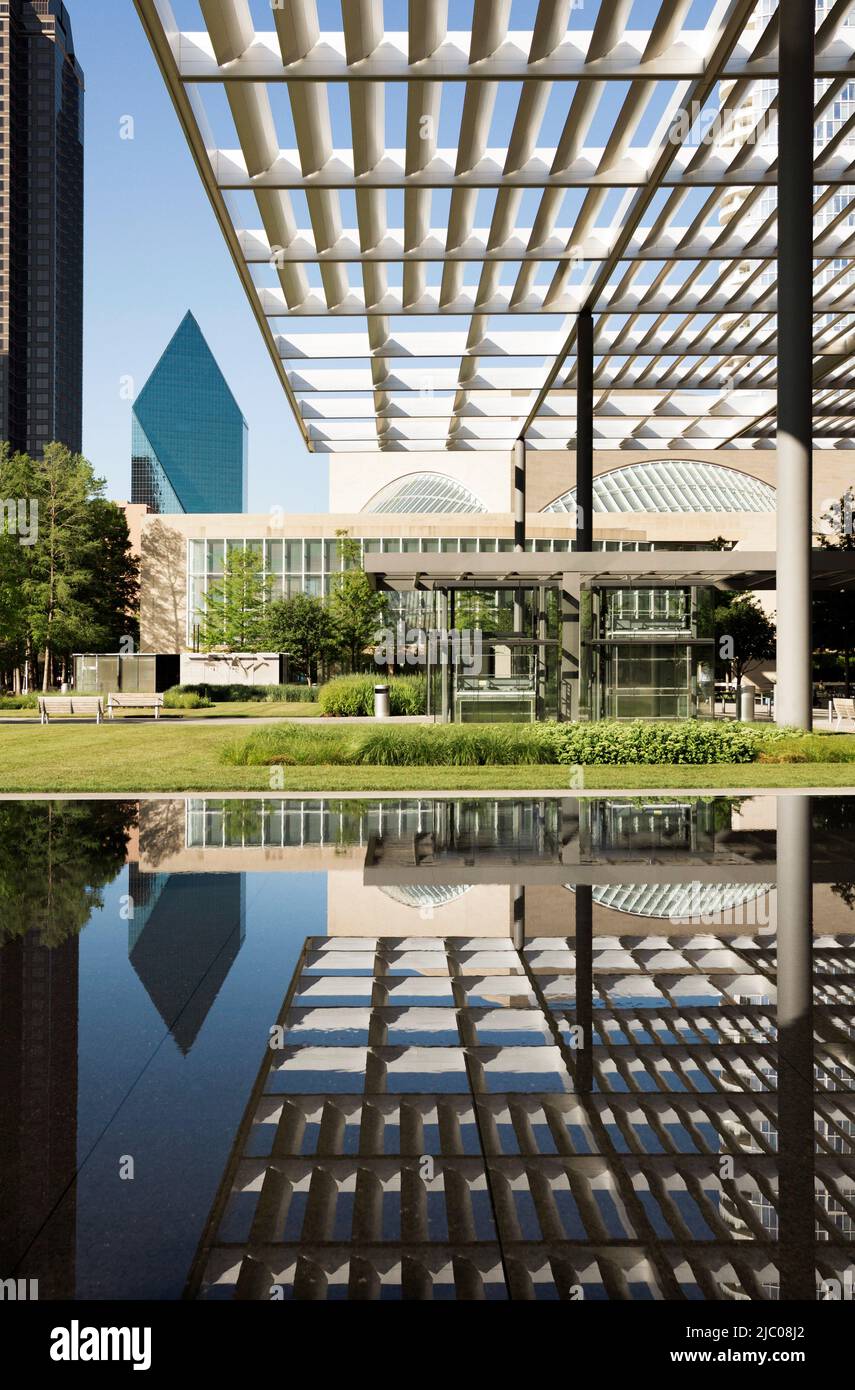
131 312 248 513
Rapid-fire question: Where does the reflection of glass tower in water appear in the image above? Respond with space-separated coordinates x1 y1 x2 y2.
127 864 246 1054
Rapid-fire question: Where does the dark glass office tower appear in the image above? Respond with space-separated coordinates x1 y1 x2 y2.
131 311 248 514
0 1 84 456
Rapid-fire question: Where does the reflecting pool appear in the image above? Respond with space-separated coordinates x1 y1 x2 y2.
1 795 854 1300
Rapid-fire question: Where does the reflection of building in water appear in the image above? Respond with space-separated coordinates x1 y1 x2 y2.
569 881 774 924
127 864 245 1055
0 932 78 1298
187 925 854 1300
379 885 472 911
183 797 557 857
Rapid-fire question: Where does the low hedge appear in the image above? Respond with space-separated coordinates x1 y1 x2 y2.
0 692 38 709
548 720 798 766
222 719 804 768
318 674 426 717
165 682 317 704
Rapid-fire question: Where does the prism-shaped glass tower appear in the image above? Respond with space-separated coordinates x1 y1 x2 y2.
131 312 248 513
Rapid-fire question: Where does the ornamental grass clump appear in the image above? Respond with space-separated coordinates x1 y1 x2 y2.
318 674 426 716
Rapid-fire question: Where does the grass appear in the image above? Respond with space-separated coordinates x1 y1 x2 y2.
0 721 854 792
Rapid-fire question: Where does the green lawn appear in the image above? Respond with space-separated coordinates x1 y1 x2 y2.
0 721 854 792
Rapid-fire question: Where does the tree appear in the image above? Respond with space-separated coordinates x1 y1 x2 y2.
0 801 136 947
265 592 337 683
197 546 269 652
76 500 140 656
328 530 386 672
0 443 139 690
814 489 855 695
714 593 776 695
0 447 30 686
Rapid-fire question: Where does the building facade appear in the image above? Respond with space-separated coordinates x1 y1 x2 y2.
131 311 248 514
0 0 84 456
135 447 854 720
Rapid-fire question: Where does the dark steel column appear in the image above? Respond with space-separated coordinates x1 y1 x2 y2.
776 0 814 729
575 307 593 553
574 884 593 1093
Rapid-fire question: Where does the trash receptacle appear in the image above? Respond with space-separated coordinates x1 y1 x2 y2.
738 682 756 722
374 684 390 719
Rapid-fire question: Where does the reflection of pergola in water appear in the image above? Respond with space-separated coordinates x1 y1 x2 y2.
187 801 854 1302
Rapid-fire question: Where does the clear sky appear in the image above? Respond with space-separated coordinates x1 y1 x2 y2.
75 0 328 513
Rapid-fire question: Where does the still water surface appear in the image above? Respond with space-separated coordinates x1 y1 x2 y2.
1 795 853 1300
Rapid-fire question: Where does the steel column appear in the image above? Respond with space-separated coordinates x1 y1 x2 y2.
575 307 593 553
775 0 815 729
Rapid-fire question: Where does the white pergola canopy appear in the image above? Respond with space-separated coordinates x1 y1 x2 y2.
135 0 855 453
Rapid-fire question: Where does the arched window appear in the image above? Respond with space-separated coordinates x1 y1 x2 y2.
364 472 488 514
544 460 776 514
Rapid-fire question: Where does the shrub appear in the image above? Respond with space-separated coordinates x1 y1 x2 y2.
318 673 426 717
163 688 212 709
164 683 317 704
548 720 800 766
0 692 38 709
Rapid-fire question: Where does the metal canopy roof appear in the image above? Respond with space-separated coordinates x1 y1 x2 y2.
363 546 855 590
135 0 855 454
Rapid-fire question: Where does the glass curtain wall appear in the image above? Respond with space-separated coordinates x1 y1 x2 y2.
586 585 716 720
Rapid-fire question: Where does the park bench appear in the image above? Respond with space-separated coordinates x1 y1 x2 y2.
38 695 104 725
107 692 164 720
832 697 855 729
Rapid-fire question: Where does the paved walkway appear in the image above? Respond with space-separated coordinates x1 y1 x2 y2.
0 713 436 727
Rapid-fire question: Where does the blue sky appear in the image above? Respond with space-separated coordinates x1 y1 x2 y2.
77 0 325 512
76 0 724 510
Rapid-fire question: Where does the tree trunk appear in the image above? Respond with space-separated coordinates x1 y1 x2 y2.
42 645 51 692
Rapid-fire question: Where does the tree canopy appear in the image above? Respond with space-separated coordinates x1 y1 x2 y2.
714 593 776 688
814 488 855 694
264 591 337 683
197 545 270 652
0 443 139 689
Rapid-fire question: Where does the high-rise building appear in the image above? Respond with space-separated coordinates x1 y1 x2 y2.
131 311 248 514
0 1 84 457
